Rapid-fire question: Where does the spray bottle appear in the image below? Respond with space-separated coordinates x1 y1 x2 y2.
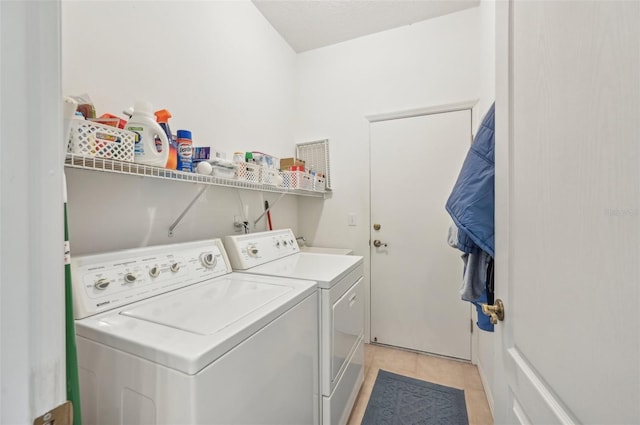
126 100 169 167
154 109 177 169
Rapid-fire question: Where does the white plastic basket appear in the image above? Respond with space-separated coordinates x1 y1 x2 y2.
282 170 313 191
260 167 281 186
67 120 136 162
313 174 326 192
235 162 261 183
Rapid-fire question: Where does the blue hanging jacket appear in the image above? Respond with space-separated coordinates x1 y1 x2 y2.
446 103 496 332
446 103 495 257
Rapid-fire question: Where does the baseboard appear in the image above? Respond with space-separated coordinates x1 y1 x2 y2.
476 360 495 417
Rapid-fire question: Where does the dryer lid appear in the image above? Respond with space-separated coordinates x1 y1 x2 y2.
246 252 363 288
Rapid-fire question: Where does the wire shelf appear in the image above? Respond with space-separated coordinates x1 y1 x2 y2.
64 154 325 197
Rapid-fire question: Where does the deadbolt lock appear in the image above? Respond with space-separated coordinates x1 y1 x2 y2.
373 223 381 231
481 299 505 325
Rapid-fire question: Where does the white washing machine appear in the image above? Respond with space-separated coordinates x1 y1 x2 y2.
224 229 364 425
71 238 319 425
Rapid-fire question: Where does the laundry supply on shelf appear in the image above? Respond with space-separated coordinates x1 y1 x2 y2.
93 113 127 129
67 111 136 162
195 161 213 175
233 152 245 163
280 157 305 171
154 109 177 169
193 147 210 165
176 129 194 172
127 100 169 167
68 93 96 119
210 158 236 178
251 152 279 169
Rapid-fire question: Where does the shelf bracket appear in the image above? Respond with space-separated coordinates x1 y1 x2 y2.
168 185 208 237
253 192 287 227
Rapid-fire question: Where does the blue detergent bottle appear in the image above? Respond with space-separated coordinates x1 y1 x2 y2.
176 130 193 172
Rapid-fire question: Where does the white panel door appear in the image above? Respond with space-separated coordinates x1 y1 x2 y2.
370 109 472 360
493 1 640 423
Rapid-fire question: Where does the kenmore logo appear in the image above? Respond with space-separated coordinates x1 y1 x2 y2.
97 301 110 307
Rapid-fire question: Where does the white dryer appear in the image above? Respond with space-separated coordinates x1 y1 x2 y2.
71 238 319 425
224 229 364 425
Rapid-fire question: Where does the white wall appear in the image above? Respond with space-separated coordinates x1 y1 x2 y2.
294 0 495 410
61 0 299 254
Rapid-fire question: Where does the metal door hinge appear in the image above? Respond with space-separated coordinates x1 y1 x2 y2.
34 401 72 425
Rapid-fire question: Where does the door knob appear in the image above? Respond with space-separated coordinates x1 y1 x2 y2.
373 240 387 248
481 299 505 325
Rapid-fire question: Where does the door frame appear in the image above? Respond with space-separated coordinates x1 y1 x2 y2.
366 100 479 125
365 98 479 356
1 0 66 423
493 1 511 422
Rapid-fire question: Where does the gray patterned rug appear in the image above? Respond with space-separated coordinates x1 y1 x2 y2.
361 369 469 425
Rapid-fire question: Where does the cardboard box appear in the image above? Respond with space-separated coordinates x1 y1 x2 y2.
280 157 305 171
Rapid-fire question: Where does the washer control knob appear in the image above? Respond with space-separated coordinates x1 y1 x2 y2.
283 240 288 246
149 266 160 278
124 273 137 284
275 241 280 248
201 252 217 268
94 278 110 290
247 245 259 257
170 262 180 273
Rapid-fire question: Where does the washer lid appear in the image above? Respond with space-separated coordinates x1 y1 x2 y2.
246 252 363 288
120 278 292 335
74 273 316 375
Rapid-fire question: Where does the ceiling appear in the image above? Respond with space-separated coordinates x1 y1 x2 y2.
252 0 480 53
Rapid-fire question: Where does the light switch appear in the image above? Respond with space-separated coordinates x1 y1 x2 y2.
348 213 357 226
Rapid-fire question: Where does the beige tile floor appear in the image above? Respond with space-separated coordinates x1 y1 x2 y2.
347 343 493 425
